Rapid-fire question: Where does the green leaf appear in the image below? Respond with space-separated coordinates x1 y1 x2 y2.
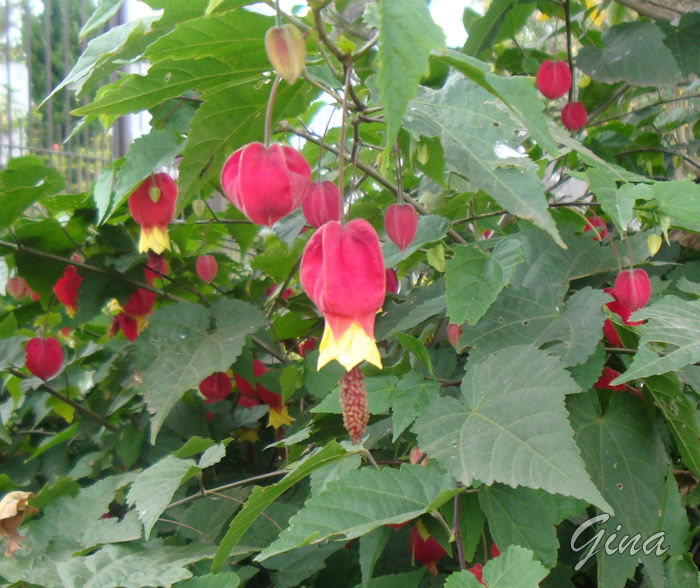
173 436 217 459
133 299 266 443
376 281 446 339
659 470 691 557
661 12 700 77
444 570 485 588
611 296 700 384
569 391 669 587
413 345 611 511
264 542 345 588
358 570 426 588
126 454 198 539
577 22 681 87
586 168 651 232
80 0 126 39
479 485 586 567
199 442 229 469
0 336 27 371
482 545 549 587
359 527 391 588
212 441 347 572
446 240 524 325
256 463 459 561
311 374 396 415
175 572 241 588
94 167 115 224
458 287 608 368
382 214 451 268
376 0 444 145
394 332 434 375
463 0 517 57
652 181 700 231
390 372 440 441
404 79 564 247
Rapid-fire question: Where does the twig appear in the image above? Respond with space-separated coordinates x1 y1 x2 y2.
453 484 466 570
158 518 215 544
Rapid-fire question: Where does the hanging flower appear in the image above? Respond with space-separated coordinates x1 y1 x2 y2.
25 337 63 381
128 173 177 254
409 521 445 576
300 219 385 371
264 24 306 84
561 101 587 130
384 203 418 251
234 360 293 429
144 252 169 285
614 268 651 313
535 60 571 100
6 277 33 301
53 265 82 317
195 255 218 284
199 372 233 404
109 289 157 341
301 180 340 228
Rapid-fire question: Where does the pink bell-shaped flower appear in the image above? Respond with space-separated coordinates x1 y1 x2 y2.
199 372 232 404
221 142 310 227
300 219 385 371
614 269 651 312
25 337 63 381
536 60 571 100
301 181 340 228
561 101 587 130
196 255 218 284
6 277 32 301
128 173 177 254
385 203 418 251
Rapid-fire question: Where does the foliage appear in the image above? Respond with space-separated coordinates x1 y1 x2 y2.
0 0 699 586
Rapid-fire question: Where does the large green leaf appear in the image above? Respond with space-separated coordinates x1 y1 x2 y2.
586 168 651 232
376 0 444 146
404 78 564 247
390 372 440 441
445 545 548 588
463 0 518 57
569 391 669 587
611 296 700 384
256 463 459 561
446 240 523 325
661 12 700 77
133 298 266 442
577 22 681 87
413 345 611 511
652 181 700 231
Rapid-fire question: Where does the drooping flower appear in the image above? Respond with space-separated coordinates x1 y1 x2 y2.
300 219 385 371
301 180 340 228
561 101 587 130
53 265 82 317
6 277 32 301
385 269 399 294
583 216 607 241
535 60 571 99
199 372 232 404
128 173 177 254
614 269 651 313
264 24 306 84
234 360 293 429
604 288 644 327
25 337 63 381
144 252 169 285
110 289 157 341
385 203 418 252
221 142 310 227
195 255 218 284
409 521 446 576
339 367 369 444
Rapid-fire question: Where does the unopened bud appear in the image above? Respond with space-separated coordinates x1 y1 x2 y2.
265 24 305 84
192 199 206 217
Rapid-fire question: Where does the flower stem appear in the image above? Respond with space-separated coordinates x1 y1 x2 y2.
264 75 281 149
338 59 353 224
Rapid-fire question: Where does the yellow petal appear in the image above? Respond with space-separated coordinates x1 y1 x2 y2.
318 320 382 371
138 227 171 254
238 428 259 443
268 405 294 429
134 315 150 335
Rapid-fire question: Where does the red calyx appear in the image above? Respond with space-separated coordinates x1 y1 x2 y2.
301 181 340 228
385 269 399 294
409 523 446 576
385 203 418 251
196 255 218 284
602 319 622 348
53 265 82 316
128 173 177 230
535 60 572 100
561 101 587 130
583 216 607 241
25 337 63 381
199 372 233 404
594 366 626 392
221 142 310 227
123 289 157 317
614 269 651 313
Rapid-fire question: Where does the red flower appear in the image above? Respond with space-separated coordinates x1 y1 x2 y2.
561 101 587 130
409 522 445 576
583 216 607 241
614 269 651 313
536 60 571 99
446 323 462 350
300 219 385 371
199 372 232 404
301 181 340 228
144 252 168 285
6 277 32 301
221 142 310 227
112 289 157 341
264 24 305 85
298 338 317 358
235 360 292 429
468 563 486 585
195 255 218 284
385 269 399 294
604 288 644 326
602 319 622 348
594 366 626 392
25 337 63 381
53 265 82 317
385 203 418 251
128 173 177 254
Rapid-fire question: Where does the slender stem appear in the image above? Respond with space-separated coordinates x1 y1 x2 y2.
274 0 280 27
614 147 700 172
453 486 467 570
264 75 282 148
586 83 630 125
564 0 574 103
7 367 119 433
352 31 379 61
312 7 345 62
265 258 301 320
338 60 353 223
251 335 290 364
624 233 635 269
393 140 404 204
590 92 700 127
158 518 215 544
362 447 380 470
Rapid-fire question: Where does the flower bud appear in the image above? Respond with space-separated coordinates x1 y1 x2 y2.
446 323 462 350
6 277 31 301
409 521 445 576
25 337 63 381
536 60 571 100
199 372 232 404
265 24 305 84
647 234 662 257
583 215 607 241
128 173 177 254
614 269 651 312
221 142 310 227
53 265 82 317
385 203 418 251
561 101 587 130
196 255 218 284
339 367 369 444
385 269 399 294
301 181 340 228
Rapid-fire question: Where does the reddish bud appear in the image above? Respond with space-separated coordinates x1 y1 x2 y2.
602 319 622 348
301 181 340 228
561 101 587 130
604 288 643 327
584 216 607 241
6 277 31 300
265 24 306 84
339 367 369 444
144 252 168 285
384 203 418 251
468 563 486 585
536 60 571 100
199 372 233 404
221 142 310 227
409 522 446 576
594 366 626 392
25 337 63 381
446 323 462 350
385 269 399 294
409 446 429 466
53 265 82 317
195 255 218 284
128 173 177 254
298 338 317 358
614 269 651 312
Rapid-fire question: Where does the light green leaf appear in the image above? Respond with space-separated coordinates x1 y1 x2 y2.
390 372 440 441
577 22 681 87
359 527 391 588
463 0 517 57
376 281 446 339
404 78 564 247
586 168 643 232
212 441 347 572
413 345 611 511
677 277 700 298
659 470 691 557
176 572 241 588
569 391 669 587
395 332 434 375
376 0 444 145
173 436 217 459
134 299 266 443
358 569 426 588
264 543 344 588
93 167 115 224
652 181 700 231
311 375 396 415
446 240 524 325
80 0 125 39
309 453 363 497
482 545 549 587
199 442 229 469
126 454 198 539
256 463 459 561
444 570 485 588
382 215 451 268
611 296 700 384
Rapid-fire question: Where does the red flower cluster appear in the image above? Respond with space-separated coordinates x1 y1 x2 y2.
409 521 445 576
109 289 157 341
234 360 292 429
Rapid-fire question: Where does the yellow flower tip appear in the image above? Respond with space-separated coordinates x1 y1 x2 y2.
138 227 171 254
317 320 382 372
134 315 150 335
238 428 259 443
267 405 294 429
66 306 77 318
106 298 122 315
